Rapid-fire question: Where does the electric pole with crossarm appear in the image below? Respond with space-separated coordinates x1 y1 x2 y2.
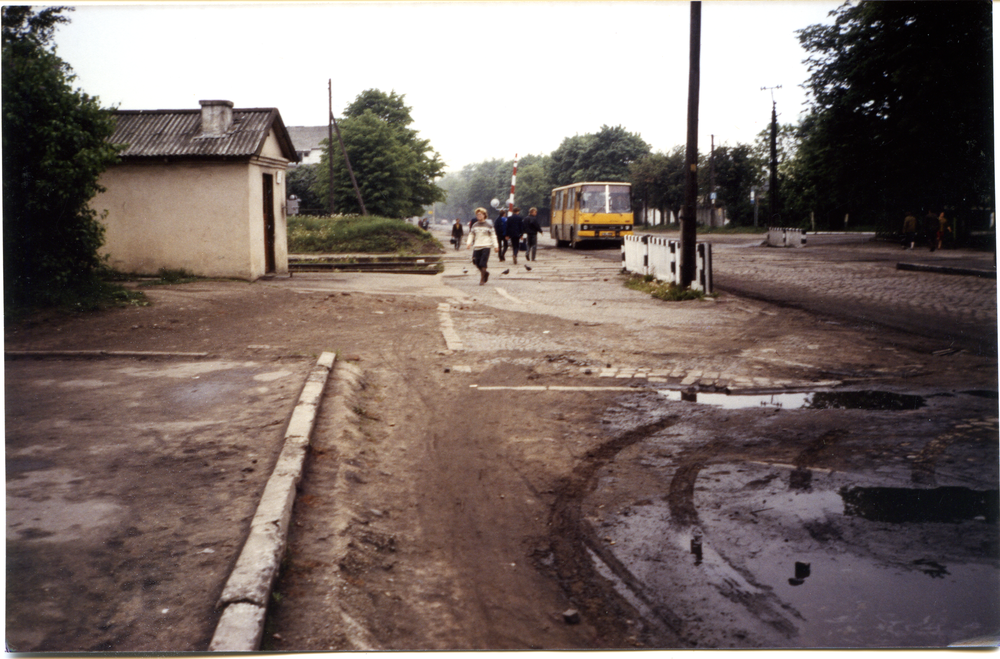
762 85 781 225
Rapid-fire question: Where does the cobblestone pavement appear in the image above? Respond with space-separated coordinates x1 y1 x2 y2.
703 235 996 354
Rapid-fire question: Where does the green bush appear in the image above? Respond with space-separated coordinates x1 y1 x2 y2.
288 215 442 254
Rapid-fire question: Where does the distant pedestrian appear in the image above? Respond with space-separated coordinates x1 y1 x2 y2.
507 207 524 265
466 207 499 285
495 210 509 262
902 211 917 250
937 212 951 250
524 207 542 261
451 218 464 250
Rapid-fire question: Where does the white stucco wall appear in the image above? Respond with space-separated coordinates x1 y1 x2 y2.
94 161 256 278
93 129 291 280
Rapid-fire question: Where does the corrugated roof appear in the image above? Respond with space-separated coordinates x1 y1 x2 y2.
286 125 329 151
109 107 299 162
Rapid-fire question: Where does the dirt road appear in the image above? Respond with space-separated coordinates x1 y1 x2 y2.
6 235 998 650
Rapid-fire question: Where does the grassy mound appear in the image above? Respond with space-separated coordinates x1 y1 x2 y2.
288 215 443 254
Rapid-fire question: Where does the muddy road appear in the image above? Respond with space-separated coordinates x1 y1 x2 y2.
6 234 998 650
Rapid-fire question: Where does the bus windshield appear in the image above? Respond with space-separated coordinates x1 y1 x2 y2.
609 185 631 213
580 186 606 213
580 185 632 213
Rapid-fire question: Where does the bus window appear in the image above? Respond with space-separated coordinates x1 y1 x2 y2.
553 191 561 211
562 190 570 210
580 185 606 213
609 185 632 213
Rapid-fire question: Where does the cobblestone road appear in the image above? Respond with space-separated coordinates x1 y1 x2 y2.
705 235 996 354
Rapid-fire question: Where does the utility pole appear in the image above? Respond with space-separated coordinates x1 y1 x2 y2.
680 0 701 289
327 80 336 216
329 79 368 216
762 85 781 225
709 134 716 225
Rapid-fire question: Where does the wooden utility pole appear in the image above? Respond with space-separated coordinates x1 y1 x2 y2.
328 79 368 216
327 80 336 216
762 85 781 225
680 1 701 289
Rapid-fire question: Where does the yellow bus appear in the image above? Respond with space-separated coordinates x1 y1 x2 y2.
549 182 633 247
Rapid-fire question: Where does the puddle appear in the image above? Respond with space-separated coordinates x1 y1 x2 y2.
841 486 999 524
658 389 925 410
751 551 1000 647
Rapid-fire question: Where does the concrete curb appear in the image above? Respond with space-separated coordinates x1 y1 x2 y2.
5 350 211 359
896 262 996 278
208 351 336 652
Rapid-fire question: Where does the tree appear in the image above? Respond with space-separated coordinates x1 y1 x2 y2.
709 143 758 226
629 147 687 224
795 1 993 232
2 6 120 307
317 89 445 217
548 125 651 186
286 164 324 214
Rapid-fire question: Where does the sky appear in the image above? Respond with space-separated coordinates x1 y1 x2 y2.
52 1 844 172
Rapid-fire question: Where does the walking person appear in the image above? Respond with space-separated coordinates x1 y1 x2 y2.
494 210 509 262
466 207 499 285
451 218 464 250
937 212 951 250
524 207 542 261
902 211 917 250
506 207 524 265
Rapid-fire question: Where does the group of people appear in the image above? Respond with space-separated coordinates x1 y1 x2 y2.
902 210 951 251
451 206 543 285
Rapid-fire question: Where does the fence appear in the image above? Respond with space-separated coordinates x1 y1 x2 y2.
621 235 713 292
766 227 807 247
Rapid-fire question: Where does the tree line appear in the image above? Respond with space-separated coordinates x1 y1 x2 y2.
433 2 993 240
4 2 992 311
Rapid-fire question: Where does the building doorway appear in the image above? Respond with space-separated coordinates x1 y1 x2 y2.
262 173 276 273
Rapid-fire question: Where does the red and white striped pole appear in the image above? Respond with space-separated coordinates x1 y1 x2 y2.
507 154 518 214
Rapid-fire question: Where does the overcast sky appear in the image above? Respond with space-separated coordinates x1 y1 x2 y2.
54 2 843 172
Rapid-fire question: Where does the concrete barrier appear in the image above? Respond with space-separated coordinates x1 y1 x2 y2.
767 227 807 247
622 234 649 275
622 236 712 293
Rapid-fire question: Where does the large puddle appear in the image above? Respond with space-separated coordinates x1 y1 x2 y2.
695 465 1000 647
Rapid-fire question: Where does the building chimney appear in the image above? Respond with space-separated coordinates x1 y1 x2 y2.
199 100 234 136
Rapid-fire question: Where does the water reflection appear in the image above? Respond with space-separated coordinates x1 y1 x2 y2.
658 389 927 410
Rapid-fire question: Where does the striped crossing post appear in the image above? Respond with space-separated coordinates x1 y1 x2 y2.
507 154 518 213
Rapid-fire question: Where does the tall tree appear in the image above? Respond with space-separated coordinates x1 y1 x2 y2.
709 144 758 226
629 147 688 224
796 1 993 231
548 125 651 187
2 6 120 307
318 89 445 217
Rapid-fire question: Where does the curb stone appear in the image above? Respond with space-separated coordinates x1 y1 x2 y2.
208 351 336 652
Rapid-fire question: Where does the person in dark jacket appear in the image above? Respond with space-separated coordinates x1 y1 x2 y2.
451 218 464 250
506 207 524 265
524 207 542 261
494 210 509 262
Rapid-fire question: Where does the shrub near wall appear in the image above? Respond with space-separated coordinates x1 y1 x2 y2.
288 215 442 254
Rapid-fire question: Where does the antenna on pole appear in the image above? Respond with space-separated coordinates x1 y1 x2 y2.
761 84 782 106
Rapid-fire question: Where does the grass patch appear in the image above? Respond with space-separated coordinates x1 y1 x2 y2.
5 272 149 322
289 214 443 254
624 273 715 301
